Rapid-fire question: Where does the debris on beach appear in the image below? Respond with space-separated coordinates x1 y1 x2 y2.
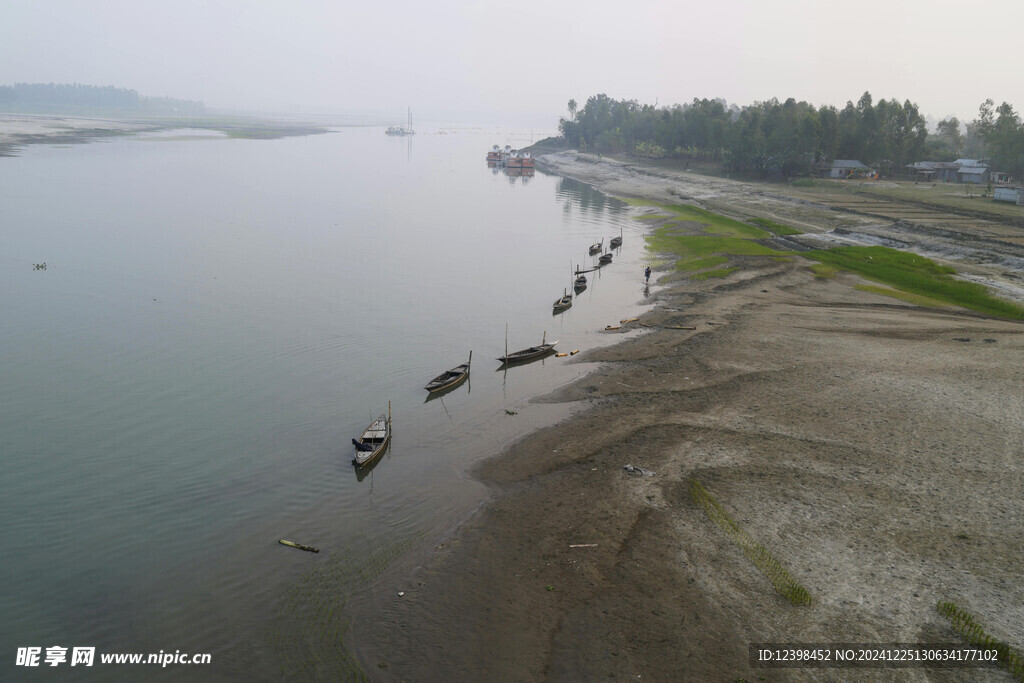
622 464 655 477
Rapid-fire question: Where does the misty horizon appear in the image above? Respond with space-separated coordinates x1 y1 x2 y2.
3 0 1023 129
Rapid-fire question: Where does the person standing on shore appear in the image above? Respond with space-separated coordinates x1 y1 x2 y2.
644 265 651 283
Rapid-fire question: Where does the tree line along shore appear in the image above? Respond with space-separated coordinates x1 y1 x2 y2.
542 92 1024 181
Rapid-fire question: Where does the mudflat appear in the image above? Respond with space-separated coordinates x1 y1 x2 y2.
353 153 1024 681
0 113 328 156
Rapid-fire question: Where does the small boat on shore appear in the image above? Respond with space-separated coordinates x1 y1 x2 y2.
352 402 392 468
553 289 573 313
498 332 557 365
589 238 603 255
610 229 623 249
598 253 613 265
425 351 472 393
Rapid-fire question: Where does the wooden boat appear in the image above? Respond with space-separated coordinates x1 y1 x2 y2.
610 229 623 249
573 273 587 292
498 333 557 365
424 351 472 393
598 253 613 265
588 238 603 255
352 402 391 468
553 288 573 313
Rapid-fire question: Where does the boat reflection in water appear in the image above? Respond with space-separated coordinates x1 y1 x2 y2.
504 166 534 183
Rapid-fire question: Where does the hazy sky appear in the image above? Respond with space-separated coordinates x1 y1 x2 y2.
3 0 1020 126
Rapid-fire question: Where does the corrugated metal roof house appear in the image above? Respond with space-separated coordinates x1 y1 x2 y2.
908 160 960 181
907 159 990 183
958 165 990 184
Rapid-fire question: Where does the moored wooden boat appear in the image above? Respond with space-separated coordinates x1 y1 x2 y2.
498 332 557 365
588 238 603 255
573 273 587 292
424 351 472 393
610 228 623 248
553 288 573 313
598 253 613 265
352 402 391 468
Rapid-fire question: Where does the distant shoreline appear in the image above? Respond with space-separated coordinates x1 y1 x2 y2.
0 112 332 157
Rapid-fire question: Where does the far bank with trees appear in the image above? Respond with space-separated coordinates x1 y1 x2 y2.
548 92 1024 182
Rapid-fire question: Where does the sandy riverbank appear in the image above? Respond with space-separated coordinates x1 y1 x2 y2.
0 113 330 156
350 152 1024 681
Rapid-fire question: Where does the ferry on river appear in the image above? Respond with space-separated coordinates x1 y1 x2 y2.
486 145 534 170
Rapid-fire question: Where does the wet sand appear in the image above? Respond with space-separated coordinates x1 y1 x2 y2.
0 113 328 156
347 152 1024 681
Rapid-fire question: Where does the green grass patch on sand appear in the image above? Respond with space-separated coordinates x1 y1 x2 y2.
810 263 840 279
628 199 770 238
678 255 730 272
640 200 782 274
855 284 950 308
805 246 1024 320
937 601 1024 681
751 217 802 235
647 229 779 273
691 267 738 280
690 479 812 605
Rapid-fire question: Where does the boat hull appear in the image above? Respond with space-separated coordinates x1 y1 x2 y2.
353 415 391 467
425 359 471 393
425 370 468 393
497 342 558 365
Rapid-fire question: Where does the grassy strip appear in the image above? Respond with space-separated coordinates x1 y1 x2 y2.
689 479 812 605
648 230 779 268
855 284 950 308
804 246 1024 320
937 601 1024 681
627 199 771 238
691 267 738 280
678 255 729 272
751 217 802 235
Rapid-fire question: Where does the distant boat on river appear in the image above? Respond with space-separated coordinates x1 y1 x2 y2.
386 107 415 136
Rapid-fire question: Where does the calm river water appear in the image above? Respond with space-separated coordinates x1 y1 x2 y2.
0 123 652 678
